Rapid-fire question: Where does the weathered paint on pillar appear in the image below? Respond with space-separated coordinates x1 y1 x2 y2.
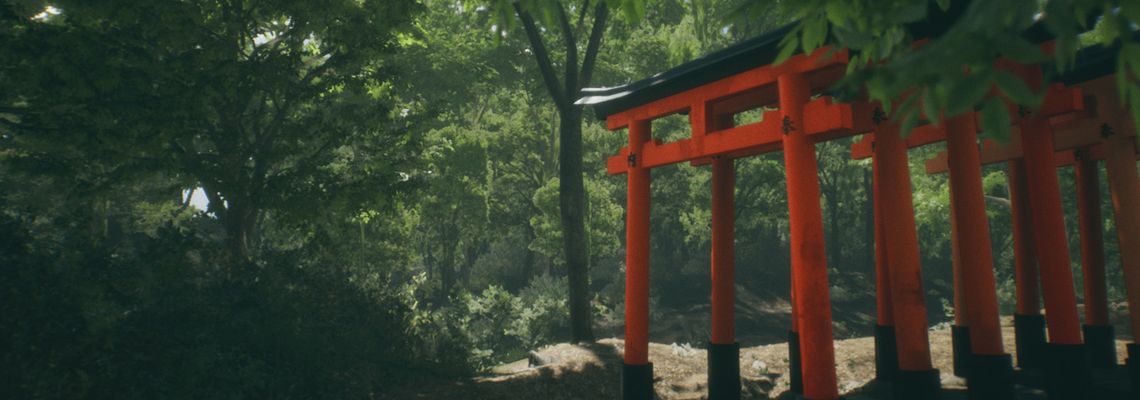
1008 160 1041 316
873 148 895 327
625 119 652 365
1104 130 1140 340
949 200 969 325
875 120 935 371
945 115 1005 355
778 72 838 399
1075 149 1109 326
711 156 735 344
1019 117 1083 345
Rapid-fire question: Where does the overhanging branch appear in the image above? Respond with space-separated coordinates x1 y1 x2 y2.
579 3 608 91
514 3 567 106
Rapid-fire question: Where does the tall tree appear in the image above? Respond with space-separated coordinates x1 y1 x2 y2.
482 0 644 342
0 0 421 261
516 0 609 342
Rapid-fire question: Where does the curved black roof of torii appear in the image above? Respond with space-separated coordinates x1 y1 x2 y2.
576 3 1113 121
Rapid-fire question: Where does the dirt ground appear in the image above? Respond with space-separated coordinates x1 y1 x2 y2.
388 317 1133 399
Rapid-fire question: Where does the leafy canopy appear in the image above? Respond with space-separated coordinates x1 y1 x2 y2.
740 0 1140 141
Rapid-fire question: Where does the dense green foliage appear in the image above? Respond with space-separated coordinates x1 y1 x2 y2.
745 0 1140 139
1 0 1135 398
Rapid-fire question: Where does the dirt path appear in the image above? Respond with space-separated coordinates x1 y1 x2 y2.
389 319 1132 399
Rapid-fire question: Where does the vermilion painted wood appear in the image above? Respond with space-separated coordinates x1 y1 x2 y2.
873 146 895 327
1008 160 1042 316
1020 115 1084 345
606 48 849 131
624 120 652 365
689 99 875 167
779 72 839 399
1105 134 1140 340
922 127 1106 173
850 84 1085 161
1075 150 1110 326
1086 74 1140 339
1052 147 1126 166
606 97 864 175
950 192 969 325
711 156 735 344
876 120 935 371
946 114 1007 355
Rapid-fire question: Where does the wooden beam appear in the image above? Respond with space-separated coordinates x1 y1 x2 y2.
605 48 849 131
607 96 868 175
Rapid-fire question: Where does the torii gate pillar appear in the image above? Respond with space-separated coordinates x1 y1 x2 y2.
1019 116 1089 397
872 142 898 382
874 117 940 398
1008 159 1048 369
945 114 1015 398
778 72 838 400
708 155 740 399
1074 148 1116 368
1103 128 1140 387
623 119 653 400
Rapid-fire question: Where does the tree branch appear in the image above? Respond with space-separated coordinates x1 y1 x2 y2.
514 3 567 106
576 0 591 36
556 3 578 107
579 3 609 91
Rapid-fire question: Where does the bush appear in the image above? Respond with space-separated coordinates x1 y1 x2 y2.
427 274 573 371
0 214 471 399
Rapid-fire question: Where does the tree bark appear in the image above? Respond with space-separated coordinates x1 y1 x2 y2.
560 105 595 342
513 2 607 343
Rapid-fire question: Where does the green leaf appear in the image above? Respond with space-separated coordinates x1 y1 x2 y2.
1100 14 1121 46
1130 85 1140 137
1123 4 1140 25
980 99 1011 143
894 3 928 24
922 86 940 125
946 68 993 116
937 0 952 11
993 34 1045 64
776 30 800 64
893 91 921 124
825 2 850 27
832 25 870 49
994 71 1041 107
1125 44 1140 77
621 0 646 22
900 109 920 139
802 17 827 52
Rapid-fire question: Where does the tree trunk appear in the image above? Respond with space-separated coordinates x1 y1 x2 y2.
222 197 256 262
522 224 537 287
560 105 595 342
513 1 607 344
440 243 456 301
460 239 485 287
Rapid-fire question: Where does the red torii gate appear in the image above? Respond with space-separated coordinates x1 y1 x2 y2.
578 22 1138 400
596 47 880 400
920 75 1140 370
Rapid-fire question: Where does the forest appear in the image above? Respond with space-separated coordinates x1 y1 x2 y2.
2 1 1138 399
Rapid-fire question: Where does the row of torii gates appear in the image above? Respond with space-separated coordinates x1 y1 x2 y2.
577 16 1140 400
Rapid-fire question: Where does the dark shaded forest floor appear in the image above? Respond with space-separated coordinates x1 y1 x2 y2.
389 320 1133 399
